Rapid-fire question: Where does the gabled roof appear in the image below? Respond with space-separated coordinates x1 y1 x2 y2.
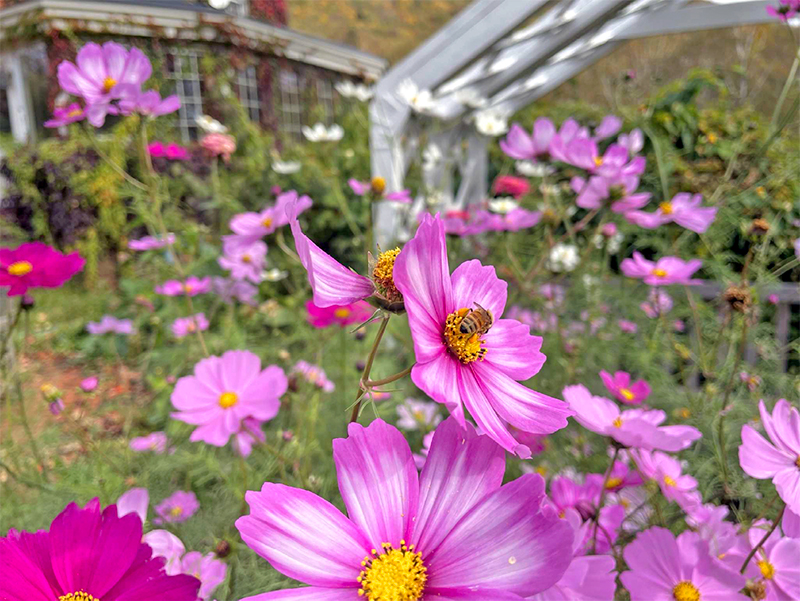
0 0 387 79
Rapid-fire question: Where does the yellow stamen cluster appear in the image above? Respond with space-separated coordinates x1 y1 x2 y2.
372 248 402 301
219 391 238 408
663 475 677 487
758 560 775 580
594 156 604 168
242 254 252 263
652 268 668 278
619 388 635 402
67 109 83 118
7 261 33 276
60 592 100 601
371 176 387 195
612 416 623 428
169 506 184 517
262 217 273 228
659 202 674 215
102 76 117 93
444 308 487 364
672 581 700 601
605 477 623 489
796 455 800 468
335 308 351 319
358 541 427 601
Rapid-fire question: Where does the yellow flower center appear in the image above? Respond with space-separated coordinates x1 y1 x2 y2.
679 408 691 419
67 109 83 118
7 261 33 276
620 498 630 508
169 506 184 517
371 176 386 194
652 268 668 278
219 391 238 408
758 560 775 580
372 247 402 302
335 308 351 319
443 307 488 364
612 416 623 428
184 284 194 293
357 541 427 601
242 254 252 263
102 77 117 93
796 455 800 468
707 132 717 144
535 465 548 476
659 202 674 215
663 475 677 487
672 581 700 601
594 156 604 167
619 388 635 401
262 217 273 228
606 477 623 489
60 592 100 601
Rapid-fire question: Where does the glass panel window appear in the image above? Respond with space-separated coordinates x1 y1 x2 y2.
279 69 302 143
167 50 203 142
237 65 260 123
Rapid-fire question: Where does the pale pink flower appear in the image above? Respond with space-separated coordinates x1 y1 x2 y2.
154 491 199 524
621 252 702 286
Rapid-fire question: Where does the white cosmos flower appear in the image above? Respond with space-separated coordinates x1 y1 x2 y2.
488 197 519 214
454 87 488 109
422 144 442 172
195 115 227 133
474 110 509 137
272 160 301 174
516 161 555 178
547 243 580 273
302 123 344 142
263 268 289 282
335 80 374 102
397 78 436 113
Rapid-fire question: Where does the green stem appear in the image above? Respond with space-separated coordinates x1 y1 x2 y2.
363 364 414 388
770 54 799 132
350 314 390 423
740 504 786 573
591 445 620 553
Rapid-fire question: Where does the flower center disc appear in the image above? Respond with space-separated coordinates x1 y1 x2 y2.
663 475 677 487
612 416 623 428
219 391 238 408
652 268 668 278
444 307 488 364
371 176 386 194
605 477 623 489
619 388 635 402
262 217 273 228
659 202 674 215
102 77 117 93
357 541 427 601
60 592 100 601
758 560 775 580
169 506 184 517
335 308 351 318
672 581 700 601
372 248 402 302
7 261 33 276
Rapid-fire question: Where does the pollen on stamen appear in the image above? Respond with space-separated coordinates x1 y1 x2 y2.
659 202 674 215
443 308 488 364
59 592 100 601
372 247 402 302
357 540 427 601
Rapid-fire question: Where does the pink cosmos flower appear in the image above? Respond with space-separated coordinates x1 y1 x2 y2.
180 552 227 601
562 141 632 176
212 276 257 305
156 276 212 296
0 499 199 601
784 507 800 538
291 360 335 392
218 238 267 283
494 208 543 232
599 370 650 405
548 118 590 162
43 102 86 128
129 431 168 453
673 319 685 332
618 320 637 333
684 501 739 560
117 487 150 524
128 233 175 250
230 190 313 238
154 491 199 525
396 398 442 431
570 504 625 556
768 293 780 305
144 530 186 576
87 315 135 335
626 193 717 233
631 449 698 506
171 313 209 339
767 0 799 20
571 172 651 213
601 222 618 237
493 175 530 199
305 300 373 328
738 399 800 514
117 88 180 117
795 238 800 259
620 527 747 601
80 376 98 392
618 128 644 154
201 133 236 162
232 416 267 458
563 384 701 451
549 474 600 520
170 350 287 447
0 242 85 296
739 371 761 391
586 460 643 493
499 118 555 160
593 114 622 140
640 288 673 318
236 417 574 600
621 252 702 286
393 214 573 457
413 430 435 469
349 178 412 203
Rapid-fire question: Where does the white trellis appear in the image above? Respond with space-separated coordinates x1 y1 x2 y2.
369 0 775 245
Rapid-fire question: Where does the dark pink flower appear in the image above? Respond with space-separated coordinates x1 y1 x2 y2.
618 319 637 333
0 498 199 601
626 193 717 233
79 376 98 392
201 133 236 162
236 418 573 599
492 175 530 199
621 252 702 286
1 242 85 296
306 300 373 328
393 214 572 457
44 103 86 128
499 118 555 160
154 491 199 524
599 370 650 405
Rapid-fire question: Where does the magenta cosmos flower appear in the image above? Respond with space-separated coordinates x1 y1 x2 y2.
79 376 98 392
1 242 85 297
739 399 800 515
620 527 747 601
621 252 702 286
393 214 572 457
626 193 717 233
130 431 168 453
599 370 650 405
230 190 313 239
148 142 189 161
155 276 211 296
563 384 701 451
43 102 86 128
349 177 412 203
154 491 199 524
499 118 555 161
767 0 799 20
170 350 287 447
0 498 199 601
171 313 209 339
236 418 573 600
492 175 530 199
305 300 373 328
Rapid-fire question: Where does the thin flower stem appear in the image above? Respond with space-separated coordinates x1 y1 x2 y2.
0 458 56 493
82 123 148 191
0 300 22 361
716 317 749 493
276 228 301 264
770 54 799 132
14 376 48 481
685 287 707 374
350 314 390 423
363 364 414 388
239 454 248 516
740 503 786 574
591 445 620 553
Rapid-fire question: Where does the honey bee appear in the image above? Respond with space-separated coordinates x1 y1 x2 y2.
459 303 494 336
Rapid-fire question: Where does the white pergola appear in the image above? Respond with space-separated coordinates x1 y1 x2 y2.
369 0 776 245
